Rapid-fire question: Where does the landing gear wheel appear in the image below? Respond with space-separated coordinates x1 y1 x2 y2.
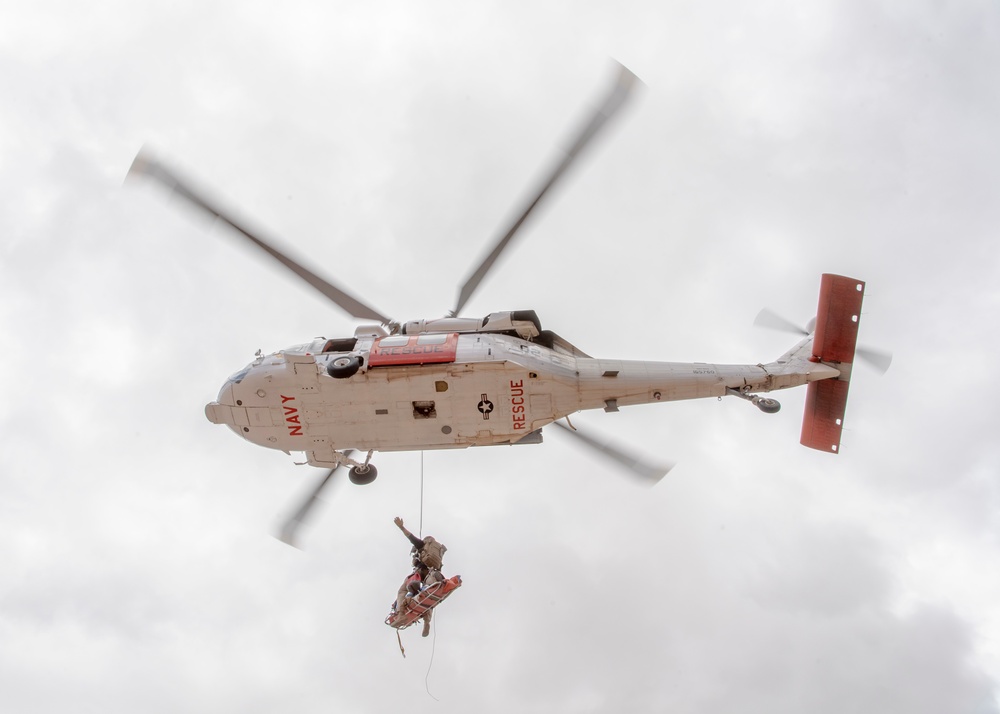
756 398 781 414
327 355 361 379
349 464 378 485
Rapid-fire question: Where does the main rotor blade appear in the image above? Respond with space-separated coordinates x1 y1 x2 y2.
552 420 672 485
128 151 392 324
276 452 353 548
452 62 641 316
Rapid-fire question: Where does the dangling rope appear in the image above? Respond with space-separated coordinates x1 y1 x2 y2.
424 609 440 701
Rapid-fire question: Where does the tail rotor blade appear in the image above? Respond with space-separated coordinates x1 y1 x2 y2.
856 346 893 375
551 420 672 485
128 151 392 324
452 61 641 316
753 308 809 335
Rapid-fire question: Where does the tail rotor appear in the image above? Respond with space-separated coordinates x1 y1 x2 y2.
754 308 891 375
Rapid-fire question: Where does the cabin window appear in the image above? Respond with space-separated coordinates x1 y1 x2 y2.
416 334 449 345
379 336 409 347
323 337 358 353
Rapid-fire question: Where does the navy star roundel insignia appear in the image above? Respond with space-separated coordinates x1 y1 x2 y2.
477 394 494 419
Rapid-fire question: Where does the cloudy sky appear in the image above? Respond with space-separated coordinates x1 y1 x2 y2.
2 1 999 712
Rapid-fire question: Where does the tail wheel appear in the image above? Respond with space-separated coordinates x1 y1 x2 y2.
349 464 378 485
327 355 361 379
756 398 781 414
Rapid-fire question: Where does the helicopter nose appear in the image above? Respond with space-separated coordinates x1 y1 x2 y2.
205 364 282 440
205 381 244 435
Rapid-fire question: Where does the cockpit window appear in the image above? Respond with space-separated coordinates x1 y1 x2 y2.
284 338 339 355
229 368 250 384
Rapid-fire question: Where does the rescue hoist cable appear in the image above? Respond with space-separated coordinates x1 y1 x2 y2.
419 450 439 700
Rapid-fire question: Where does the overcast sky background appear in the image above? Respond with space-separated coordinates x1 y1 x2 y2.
2 1 999 712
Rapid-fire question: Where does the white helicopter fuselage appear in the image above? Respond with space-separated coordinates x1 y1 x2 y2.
205 326 839 469
129 66 874 548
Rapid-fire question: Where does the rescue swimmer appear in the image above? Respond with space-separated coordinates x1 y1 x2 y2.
392 516 448 637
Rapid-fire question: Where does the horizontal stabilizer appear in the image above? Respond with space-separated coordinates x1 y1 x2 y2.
812 274 864 363
801 379 850 453
801 274 865 453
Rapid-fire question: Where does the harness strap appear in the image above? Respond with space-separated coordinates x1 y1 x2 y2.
397 629 406 658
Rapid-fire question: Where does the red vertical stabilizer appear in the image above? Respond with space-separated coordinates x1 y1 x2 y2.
800 274 865 453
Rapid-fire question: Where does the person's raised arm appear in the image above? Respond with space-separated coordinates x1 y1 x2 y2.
394 516 424 549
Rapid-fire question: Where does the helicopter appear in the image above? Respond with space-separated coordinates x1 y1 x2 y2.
128 63 887 544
